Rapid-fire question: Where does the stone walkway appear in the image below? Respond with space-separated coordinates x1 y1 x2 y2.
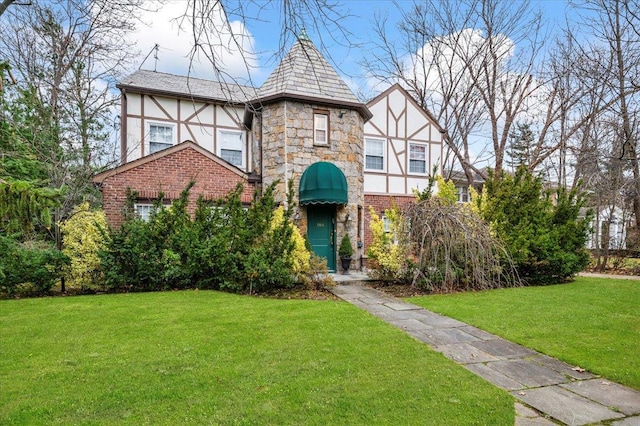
328 274 640 426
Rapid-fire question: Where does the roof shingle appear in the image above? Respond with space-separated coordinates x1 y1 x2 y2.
117 69 256 104
258 39 359 104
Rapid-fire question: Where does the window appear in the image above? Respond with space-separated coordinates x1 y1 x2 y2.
149 124 174 154
314 112 328 145
382 215 391 233
365 138 385 171
409 143 427 174
218 130 245 167
457 186 469 203
135 204 154 222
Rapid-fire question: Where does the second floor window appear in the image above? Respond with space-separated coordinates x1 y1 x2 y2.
314 112 328 145
218 130 245 168
409 143 427 174
365 138 385 171
149 124 174 154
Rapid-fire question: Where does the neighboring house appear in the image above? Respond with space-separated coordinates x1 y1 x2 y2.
448 170 485 204
94 36 444 272
587 206 630 250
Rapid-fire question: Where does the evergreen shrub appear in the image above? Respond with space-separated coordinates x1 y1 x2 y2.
0 236 68 296
100 180 305 294
476 166 591 285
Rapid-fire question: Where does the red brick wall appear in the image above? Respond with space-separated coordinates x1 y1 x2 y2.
362 194 416 266
100 147 256 228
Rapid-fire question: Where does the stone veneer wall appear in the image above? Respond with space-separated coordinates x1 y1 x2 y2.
99 147 255 228
259 100 365 266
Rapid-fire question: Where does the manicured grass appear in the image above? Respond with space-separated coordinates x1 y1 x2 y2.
1 291 513 425
408 277 640 390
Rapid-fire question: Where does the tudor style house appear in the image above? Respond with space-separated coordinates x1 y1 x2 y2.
94 36 444 272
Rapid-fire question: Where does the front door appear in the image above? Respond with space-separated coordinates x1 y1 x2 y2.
307 205 336 272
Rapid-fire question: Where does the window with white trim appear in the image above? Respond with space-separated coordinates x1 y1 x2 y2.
134 203 154 222
218 130 245 168
314 112 328 145
365 138 385 171
457 186 469 203
409 143 427 174
149 123 174 154
382 215 391 233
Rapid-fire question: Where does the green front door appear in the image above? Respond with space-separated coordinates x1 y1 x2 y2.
307 205 336 272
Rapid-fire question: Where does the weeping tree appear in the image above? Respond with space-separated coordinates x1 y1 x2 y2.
368 175 521 292
403 193 521 292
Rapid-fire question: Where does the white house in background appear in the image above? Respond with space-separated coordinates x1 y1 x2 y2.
587 206 630 250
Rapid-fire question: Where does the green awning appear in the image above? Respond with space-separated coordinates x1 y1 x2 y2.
299 162 348 205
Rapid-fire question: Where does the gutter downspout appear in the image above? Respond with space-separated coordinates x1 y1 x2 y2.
120 89 127 165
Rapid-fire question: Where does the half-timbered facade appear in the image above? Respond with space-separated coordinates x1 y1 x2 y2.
95 37 443 272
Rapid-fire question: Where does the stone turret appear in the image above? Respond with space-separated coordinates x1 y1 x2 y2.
249 35 371 271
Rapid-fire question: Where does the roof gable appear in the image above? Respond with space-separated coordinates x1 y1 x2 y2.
367 83 445 134
93 141 249 184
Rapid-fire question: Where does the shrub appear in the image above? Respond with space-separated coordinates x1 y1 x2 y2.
367 206 414 283
270 206 311 275
60 203 109 290
242 182 296 293
0 236 68 297
100 184 194 292
404 198 520 292
100 180 303 294
338 233 353 258
475 166 591 285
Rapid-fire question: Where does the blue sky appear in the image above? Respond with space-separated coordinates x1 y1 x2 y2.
131 0 572 99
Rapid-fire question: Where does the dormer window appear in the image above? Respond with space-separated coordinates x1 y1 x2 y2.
314 111 329 145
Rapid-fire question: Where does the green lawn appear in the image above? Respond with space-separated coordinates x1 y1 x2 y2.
408 276 640 390
1 291 513 425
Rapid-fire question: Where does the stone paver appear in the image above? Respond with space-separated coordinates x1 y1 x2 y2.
515 417 558 426
424 327 480 345
465 362 526 391
560 379 640 416
469 338 538 359
530 354 597 380
612 416 640 426
383 301 421 311
488 359 570 388
512 386 625 425
328 281 639 426
437 342 500 363
515 403 557 426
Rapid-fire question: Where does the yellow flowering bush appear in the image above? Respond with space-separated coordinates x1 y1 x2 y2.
61 203 109 290
436 175 458 206
367 206 413 282
270 207 310 275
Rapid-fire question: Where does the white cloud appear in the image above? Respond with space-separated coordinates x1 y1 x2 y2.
128 1 257 81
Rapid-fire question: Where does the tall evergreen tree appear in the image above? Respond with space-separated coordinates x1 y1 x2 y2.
506 123 535 170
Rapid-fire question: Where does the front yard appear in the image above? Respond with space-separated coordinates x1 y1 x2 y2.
1 291 512 425
408 276 640 390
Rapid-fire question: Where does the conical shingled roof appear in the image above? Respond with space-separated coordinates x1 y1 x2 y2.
258 38 360 105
